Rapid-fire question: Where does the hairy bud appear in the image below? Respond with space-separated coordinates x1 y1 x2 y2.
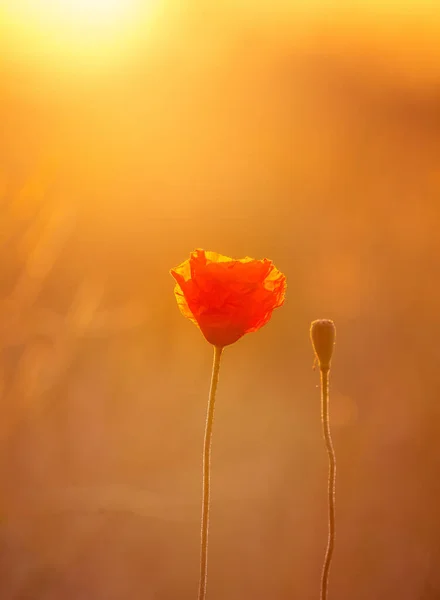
310 319 336 371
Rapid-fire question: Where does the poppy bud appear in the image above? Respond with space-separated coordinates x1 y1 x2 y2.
310 319 336 370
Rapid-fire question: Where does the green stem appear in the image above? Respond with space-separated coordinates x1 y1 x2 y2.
320 366 336 600
198 345 223 600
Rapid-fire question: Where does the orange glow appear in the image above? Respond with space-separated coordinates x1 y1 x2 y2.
1 0 440 597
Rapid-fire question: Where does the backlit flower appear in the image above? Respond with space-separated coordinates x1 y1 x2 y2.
170 249 286 347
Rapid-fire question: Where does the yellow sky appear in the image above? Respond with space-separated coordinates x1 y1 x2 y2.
1 0 440 84
0 0 162 71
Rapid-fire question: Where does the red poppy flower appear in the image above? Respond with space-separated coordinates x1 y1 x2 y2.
170 249 286 347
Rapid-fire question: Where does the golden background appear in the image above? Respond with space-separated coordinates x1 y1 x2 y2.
0 1 439 598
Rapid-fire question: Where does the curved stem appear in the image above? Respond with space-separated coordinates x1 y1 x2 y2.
320 366 336 600
198 345 223 600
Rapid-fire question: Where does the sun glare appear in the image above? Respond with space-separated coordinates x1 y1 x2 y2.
0 0 158 69
36 0 135 26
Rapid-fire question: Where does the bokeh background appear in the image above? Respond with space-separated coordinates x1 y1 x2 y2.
1 1 440 598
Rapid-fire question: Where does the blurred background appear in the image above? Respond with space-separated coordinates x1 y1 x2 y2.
1 0 440 598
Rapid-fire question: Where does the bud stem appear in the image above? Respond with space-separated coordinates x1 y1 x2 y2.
320 366 336 600
198 345 223 600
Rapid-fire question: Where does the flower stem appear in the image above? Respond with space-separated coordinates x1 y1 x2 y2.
198 344 223 600
320 366 336 600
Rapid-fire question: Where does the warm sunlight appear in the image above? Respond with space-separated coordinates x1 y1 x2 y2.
38 0 137 25
0 0 159 70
